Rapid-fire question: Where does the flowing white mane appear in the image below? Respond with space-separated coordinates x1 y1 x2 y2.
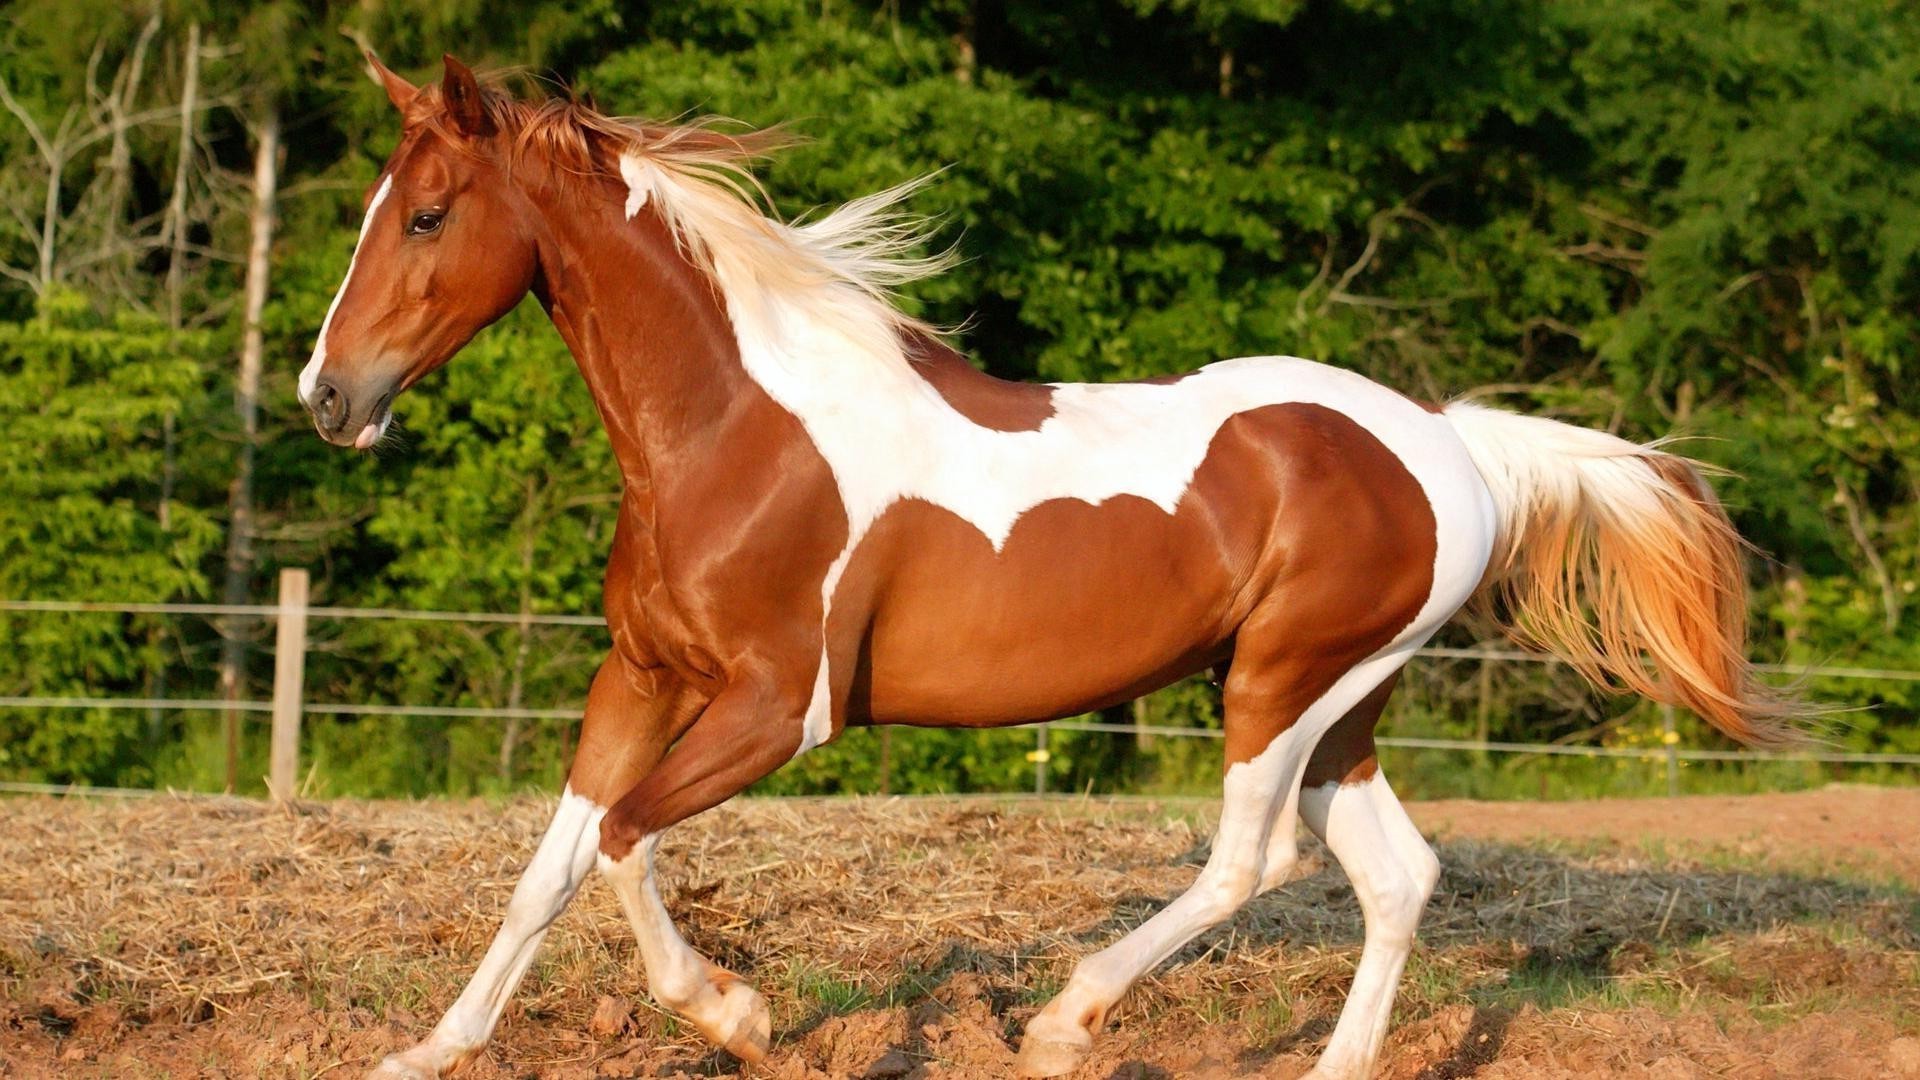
611 127 954 356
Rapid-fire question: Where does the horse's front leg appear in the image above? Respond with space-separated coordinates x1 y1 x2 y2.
595 673 810 1064
372 656 699 1080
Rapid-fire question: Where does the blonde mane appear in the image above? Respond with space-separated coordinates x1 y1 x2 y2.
411 79 954 347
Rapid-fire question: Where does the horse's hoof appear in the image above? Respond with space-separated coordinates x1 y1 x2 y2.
367 1041 478 1080
702 973 772 1065
721 1006 773 1065
1013 1034 1091 1077
367 1053 438 1080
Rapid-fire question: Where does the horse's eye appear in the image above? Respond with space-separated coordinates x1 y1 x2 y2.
407 210 445 236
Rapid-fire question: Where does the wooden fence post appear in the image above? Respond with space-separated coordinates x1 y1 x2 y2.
1661 703 1679 798
1030 725 1050 795
269 568 309 802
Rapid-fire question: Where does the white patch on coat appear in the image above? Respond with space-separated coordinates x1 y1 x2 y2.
617 160 1498 755
300 174 395 405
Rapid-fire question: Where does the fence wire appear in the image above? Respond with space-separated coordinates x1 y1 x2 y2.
5 597 1919 800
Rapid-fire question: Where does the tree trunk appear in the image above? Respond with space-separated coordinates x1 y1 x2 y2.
39 133 67 292
218 105 279 791
149 410 176 744
102 16 160 244
953 5 976 85
0 76 73 296
164 22 200 330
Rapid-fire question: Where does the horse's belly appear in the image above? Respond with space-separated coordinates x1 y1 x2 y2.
862 622 1229 727
855 501 1241 725
842 431 1285 726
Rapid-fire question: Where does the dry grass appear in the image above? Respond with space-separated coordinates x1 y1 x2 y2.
1 792 1917 1078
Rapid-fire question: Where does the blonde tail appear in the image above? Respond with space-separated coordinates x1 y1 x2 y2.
1444 402 1810 747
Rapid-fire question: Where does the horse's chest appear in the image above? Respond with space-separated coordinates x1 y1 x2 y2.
604 445 850 680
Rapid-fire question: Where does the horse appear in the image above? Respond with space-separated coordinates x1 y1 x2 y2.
300 54 1806 1080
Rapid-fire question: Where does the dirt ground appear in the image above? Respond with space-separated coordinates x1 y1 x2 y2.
1 787 1916 1079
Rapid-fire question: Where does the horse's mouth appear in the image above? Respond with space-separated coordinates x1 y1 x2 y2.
351 408 391 450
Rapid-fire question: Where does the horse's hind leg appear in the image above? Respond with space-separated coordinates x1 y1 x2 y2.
1015 645 1415 1078
1256 672 1403 896
1297 763 1439 1080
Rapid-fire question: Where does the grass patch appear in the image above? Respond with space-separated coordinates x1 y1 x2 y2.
779 958 875 1017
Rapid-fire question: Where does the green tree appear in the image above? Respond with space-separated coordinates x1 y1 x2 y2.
0 294 221 783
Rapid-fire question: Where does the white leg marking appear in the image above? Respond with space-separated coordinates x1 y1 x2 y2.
1256 778 1305 894
373 787 603 1078
1017 651 1414 1077
1032 737 1289 1020
300 174 394 405
1297 773 1440 1080
599 836 771 1059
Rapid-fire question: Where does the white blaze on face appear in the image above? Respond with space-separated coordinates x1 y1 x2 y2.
299 174 396 406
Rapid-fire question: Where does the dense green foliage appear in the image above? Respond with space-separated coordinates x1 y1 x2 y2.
1 0 1914 797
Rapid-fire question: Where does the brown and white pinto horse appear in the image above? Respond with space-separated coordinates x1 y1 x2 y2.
303 55 1805 1080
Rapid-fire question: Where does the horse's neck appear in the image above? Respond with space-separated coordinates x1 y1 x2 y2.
533 194 760 486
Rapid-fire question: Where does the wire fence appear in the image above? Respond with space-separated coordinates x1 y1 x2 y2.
5 589 1919 800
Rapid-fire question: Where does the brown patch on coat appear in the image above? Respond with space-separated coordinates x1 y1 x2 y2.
832 492 1243 727
566 655 705 807
901 328 1055 432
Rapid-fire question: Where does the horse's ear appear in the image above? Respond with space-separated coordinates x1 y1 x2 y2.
363 49 417 113
440 54 495 138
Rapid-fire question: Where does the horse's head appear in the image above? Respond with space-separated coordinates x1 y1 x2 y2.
299 53 539 449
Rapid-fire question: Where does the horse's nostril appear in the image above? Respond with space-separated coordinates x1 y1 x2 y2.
310 381 348 433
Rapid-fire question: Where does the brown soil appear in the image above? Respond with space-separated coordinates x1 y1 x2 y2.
1 788 1916 1079
1410 786 1920 884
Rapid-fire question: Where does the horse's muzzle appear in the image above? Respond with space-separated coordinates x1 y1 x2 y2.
304 377 393 450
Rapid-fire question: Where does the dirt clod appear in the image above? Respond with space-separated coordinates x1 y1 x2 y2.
588 995 630 1038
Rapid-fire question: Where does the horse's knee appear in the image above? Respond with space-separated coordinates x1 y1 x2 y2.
1354 851 1437 947
1257 850 1298 894
598 807 646 866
